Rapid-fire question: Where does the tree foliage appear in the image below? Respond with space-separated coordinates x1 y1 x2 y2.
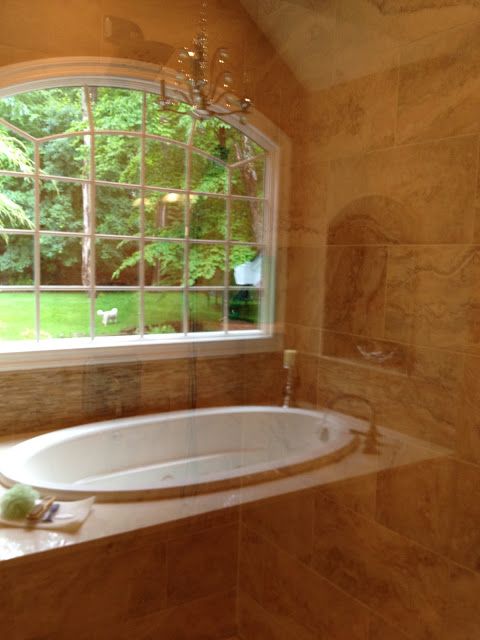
0 86 264 287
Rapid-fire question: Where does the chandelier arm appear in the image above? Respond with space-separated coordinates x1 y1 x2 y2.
211 89 230 105
169 88 193 106
209 69 235 101
209 47 224 84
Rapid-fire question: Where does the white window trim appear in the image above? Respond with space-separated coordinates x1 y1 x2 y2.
0 57 288 371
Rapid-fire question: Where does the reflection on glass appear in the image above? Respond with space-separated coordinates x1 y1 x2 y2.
41 180 83 232
146 94 193 141
144 292 183 335
144 191 185 238
190 153 227 193
192 118 263 163
189 244 226 286
96 186 140 236
189 291 224 333
228 289 260 330
190 196 226 240
231 157 265 197
91 88 142 131
95 291 140 337
231 199 264 243
0 292 35 341
144 241 184 286
145 140 185 189
0 175 34 230
41 136 90 179
40 292 90 340
230 246 261 287
0 87 87 138
95 135 140 184
40 236 83 285
96 239 139 286
0 235 34 285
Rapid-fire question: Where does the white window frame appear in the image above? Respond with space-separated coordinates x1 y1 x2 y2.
0 58 285 371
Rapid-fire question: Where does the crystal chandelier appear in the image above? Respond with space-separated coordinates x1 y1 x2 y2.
159 0 252 122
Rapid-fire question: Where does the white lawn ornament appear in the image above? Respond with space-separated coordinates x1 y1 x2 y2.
97 308 118 326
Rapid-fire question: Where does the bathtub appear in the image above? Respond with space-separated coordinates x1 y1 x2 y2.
0 406 357 502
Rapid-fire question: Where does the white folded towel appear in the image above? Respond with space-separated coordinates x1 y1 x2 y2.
0 497 95 532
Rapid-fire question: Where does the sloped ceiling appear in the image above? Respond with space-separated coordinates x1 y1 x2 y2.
240 0 480 91
240 0 335 90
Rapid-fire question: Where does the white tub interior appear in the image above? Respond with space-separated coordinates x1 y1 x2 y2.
0 406 357 501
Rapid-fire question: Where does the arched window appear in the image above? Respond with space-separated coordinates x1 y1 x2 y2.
0 75 276 362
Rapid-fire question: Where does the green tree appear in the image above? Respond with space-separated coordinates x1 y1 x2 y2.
0 130 34 231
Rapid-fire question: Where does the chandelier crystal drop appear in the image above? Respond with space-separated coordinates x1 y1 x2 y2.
159 0 252 122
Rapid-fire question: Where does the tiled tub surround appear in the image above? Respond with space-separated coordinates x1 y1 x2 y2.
0 353 284 439
0 414 448 640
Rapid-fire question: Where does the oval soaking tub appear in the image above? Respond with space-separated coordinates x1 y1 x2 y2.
0 406 357 502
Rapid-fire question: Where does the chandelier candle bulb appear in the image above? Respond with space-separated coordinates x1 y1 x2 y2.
284 349 297 368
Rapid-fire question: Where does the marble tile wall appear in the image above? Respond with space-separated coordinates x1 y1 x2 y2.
1 510 239 640
278 0 480 638
0 352 283 438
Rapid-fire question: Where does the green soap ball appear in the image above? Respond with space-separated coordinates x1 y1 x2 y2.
1 484 40 520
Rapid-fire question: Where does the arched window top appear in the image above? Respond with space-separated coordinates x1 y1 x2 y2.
0 85 266 166
0 75 277 366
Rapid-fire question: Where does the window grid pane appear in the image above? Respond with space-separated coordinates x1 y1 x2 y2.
0 85 271 344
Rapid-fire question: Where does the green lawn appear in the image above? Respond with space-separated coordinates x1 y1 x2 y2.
0 291 225 340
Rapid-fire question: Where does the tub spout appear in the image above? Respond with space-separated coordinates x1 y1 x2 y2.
327 394 380 455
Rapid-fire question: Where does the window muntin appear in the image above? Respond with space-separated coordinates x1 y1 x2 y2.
0 84 271 346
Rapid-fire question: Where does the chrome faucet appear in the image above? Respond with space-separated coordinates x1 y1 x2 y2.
327 393 380 455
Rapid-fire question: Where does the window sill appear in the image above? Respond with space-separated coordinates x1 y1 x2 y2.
0 331 282 371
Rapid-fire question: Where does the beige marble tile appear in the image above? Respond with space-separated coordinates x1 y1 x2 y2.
447 459 480 572
195 355 245 408
334 41 400 87
313 494 450 639
304 68 397 159
126 535 167 618
444 562 480 640
119 589 237 640
398 22 480 143
376 457 454 556
316 343 461 447
288 152 329 249
284 323 320 357
238 525 266 604
385 246 480 349
316 473 377 518
0 573 15 640
286 246 325 329
262 539 370 640
320 330 410 374
243 351 284 406
324 246 387 338
166 523 238 605
10 541 133 638
238 591 318 640
328 137 477 245
458 354 480 465
368 614 412 640
338 0 480 53
241 490 315 563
